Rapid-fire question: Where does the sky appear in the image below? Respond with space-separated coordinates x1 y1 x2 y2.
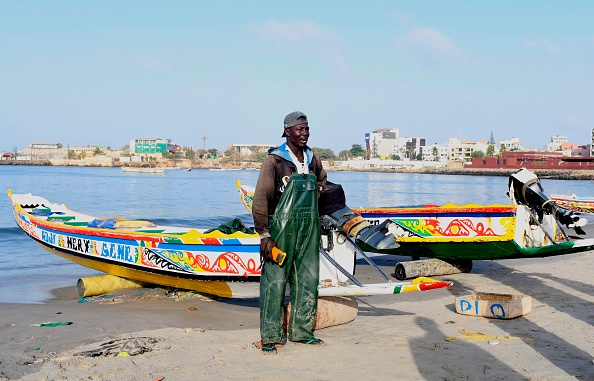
1 1 594 154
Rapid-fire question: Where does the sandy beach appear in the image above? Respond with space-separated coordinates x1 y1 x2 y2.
2 251 594 381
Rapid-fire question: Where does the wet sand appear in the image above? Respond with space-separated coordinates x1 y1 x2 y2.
2 251 594 380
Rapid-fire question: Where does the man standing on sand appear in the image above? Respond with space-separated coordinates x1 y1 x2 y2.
252 111 327 354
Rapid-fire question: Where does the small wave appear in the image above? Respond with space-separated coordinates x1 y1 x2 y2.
0 226 27 237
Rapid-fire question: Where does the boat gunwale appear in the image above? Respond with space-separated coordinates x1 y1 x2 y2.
10 196 259 244
354 204 518 215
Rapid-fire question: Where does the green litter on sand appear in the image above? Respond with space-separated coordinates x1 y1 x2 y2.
31 321 73 327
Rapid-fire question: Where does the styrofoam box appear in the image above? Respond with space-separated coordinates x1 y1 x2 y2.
455 292 532 319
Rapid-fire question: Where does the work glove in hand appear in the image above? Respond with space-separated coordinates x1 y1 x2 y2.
260 237 276 261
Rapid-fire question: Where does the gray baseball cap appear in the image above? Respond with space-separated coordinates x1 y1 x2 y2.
282 111 308 137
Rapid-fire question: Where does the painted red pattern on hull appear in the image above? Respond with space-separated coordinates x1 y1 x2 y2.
200 238 223 245
435 219 498 237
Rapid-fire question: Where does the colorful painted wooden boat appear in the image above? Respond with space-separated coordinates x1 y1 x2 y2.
354 202 593 260
550 194 594 214
7 190 452 298
237 168 594 263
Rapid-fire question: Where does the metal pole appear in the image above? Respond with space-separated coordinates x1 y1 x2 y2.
319 244 363 287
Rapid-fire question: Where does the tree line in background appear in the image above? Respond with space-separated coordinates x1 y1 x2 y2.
469 132 518 159
218 144 369 165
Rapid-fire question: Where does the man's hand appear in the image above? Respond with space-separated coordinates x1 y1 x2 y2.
260 237 276 261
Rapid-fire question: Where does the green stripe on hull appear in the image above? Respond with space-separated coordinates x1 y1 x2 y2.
358 240 594 260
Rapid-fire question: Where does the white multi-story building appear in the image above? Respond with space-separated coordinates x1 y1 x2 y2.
365 129 399 158
446 138 487 162
365 129 426 159
546 135 568 151
422 143 448 162
399 137 426 159
443 137 522 161
497 137 521 151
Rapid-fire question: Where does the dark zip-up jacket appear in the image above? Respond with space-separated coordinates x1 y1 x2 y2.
252 143 327 238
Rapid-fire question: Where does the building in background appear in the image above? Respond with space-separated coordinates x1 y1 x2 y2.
68 145 109 157
229 144 275 158
560 142 591 157
18 143 64 160
446 138 489 162
365 128 399 158
365 128 426 159
546 136 568 152
468 151 594 170
591 128 594 157
129 138 179 155
497 137 521 151
422 143 448 162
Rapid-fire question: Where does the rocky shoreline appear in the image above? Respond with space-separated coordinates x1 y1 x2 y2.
0 160 52 166
331 166 594 180
415 167 594 180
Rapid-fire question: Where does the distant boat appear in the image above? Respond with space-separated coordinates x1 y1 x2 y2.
551 194 594 214
185 167 192 172
209 167 241 171
121 166 165 174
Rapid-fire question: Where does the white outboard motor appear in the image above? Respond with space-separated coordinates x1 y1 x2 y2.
508 168 587 235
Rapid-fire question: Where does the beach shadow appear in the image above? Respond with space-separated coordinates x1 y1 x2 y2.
458 259 594 379
217 297 260 308
358 254 594 379
356 298 415 317
529 271 594 297
475 259 593 322
410 316 523 380
216 292 415 317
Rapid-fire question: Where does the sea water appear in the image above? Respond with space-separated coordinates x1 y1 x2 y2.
0 165 591 303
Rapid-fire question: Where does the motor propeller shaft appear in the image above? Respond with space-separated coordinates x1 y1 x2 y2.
320 206 399 251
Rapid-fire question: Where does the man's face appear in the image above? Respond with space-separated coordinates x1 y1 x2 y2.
285 123 310 148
